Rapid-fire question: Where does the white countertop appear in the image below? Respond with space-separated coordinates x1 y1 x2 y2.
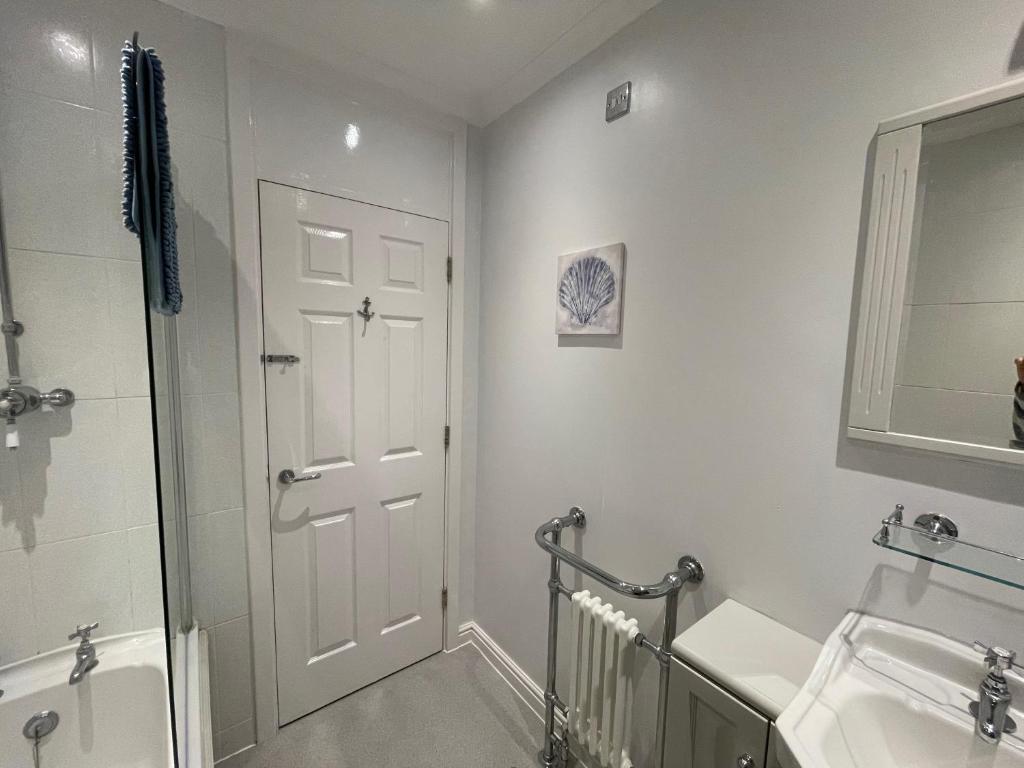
671 599 822 720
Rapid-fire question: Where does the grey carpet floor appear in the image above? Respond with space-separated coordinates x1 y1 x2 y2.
219 644 542 768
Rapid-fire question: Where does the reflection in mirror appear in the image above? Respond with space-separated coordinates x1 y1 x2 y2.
893 96 1024 450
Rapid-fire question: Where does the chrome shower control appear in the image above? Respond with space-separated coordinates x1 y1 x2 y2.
0 385 75 418
41 388 74 407
0 384 75 450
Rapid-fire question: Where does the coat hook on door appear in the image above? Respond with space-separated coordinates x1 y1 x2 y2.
357 296 375 323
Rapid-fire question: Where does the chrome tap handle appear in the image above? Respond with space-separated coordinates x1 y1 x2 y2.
973 642 1016 673
68 622 99 642
278 469 322 485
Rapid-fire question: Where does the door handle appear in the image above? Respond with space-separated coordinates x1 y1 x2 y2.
737 754 756 768
264 354 300 364
278 469 322 485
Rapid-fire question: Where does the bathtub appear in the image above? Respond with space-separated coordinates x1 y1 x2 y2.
0 630 175 768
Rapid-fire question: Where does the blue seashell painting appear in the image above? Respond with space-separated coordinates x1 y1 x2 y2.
555 243 624 335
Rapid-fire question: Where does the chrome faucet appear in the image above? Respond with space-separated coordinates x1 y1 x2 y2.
67 623 99 685
971 642 1017 743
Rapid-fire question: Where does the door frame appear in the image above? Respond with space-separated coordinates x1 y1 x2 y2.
226 34 470 744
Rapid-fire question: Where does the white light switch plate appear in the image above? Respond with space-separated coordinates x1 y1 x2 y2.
606 81 631 122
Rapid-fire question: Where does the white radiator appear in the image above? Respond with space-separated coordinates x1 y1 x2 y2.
568 590 640 768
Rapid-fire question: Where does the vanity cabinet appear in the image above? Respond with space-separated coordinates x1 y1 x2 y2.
665 658 770 768
664 600 821 768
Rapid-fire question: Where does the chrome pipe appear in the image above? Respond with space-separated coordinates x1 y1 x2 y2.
654 589 679 768
535 513 702 600
0 200 21 383
539 512 579 768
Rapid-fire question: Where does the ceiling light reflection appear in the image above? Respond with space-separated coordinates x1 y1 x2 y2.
49 31 89 70
344 123 360 151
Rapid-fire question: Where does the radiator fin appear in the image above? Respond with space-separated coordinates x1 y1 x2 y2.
567 590 639 768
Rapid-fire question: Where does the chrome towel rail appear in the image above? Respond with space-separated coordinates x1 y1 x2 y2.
535 507 704 768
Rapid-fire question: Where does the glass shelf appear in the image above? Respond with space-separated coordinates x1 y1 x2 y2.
873 509 1024 591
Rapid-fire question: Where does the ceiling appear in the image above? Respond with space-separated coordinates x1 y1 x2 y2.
159 0 660 126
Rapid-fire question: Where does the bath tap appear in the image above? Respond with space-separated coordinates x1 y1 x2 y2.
971 642 1017 743
67 623 99 685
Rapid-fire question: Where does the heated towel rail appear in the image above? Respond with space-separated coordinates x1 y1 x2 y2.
535 507 704 768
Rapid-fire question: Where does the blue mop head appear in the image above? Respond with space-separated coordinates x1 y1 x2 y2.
120 39 182 315
120 41 139 235
148 51 182 315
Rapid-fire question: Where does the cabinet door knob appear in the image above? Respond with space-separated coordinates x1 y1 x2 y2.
737 755 756 768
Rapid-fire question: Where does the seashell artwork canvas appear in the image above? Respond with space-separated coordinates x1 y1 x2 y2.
556 243 624 335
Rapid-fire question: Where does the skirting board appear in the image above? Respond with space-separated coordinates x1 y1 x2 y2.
451 621 546 722
453 622 596 766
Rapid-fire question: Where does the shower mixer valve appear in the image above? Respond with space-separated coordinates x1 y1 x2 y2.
0 384 75 449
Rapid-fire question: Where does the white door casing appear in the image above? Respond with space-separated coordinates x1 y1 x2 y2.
258 181 449 724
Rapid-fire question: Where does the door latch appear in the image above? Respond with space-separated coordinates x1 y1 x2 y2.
264 354 300 364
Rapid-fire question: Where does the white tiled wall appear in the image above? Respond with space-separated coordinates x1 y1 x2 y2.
894 122 1024 448
0 0 253 761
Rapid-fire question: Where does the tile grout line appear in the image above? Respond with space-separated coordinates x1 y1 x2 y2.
1 83 230 143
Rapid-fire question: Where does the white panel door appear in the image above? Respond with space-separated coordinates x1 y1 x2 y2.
258 181 449 725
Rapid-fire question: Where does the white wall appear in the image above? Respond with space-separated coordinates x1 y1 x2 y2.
0 0 206 658
475 0 1024 762
0 1 251 761
460 124 485 621
248 56 454 221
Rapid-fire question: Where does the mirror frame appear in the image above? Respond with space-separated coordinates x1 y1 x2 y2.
847 76 1024 467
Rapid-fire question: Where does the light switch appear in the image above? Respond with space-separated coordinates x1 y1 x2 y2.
606 81 631 122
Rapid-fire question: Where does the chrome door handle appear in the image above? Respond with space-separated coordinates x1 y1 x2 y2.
278 469 322 485
737 754 756 768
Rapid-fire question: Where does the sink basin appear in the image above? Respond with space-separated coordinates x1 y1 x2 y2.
776 612 1024 768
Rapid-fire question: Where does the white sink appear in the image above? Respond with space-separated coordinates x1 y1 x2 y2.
776 612 1024 768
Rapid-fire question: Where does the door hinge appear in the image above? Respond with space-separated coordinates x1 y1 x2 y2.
446 256 453 284
443 425 450 450
441 588 449 611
